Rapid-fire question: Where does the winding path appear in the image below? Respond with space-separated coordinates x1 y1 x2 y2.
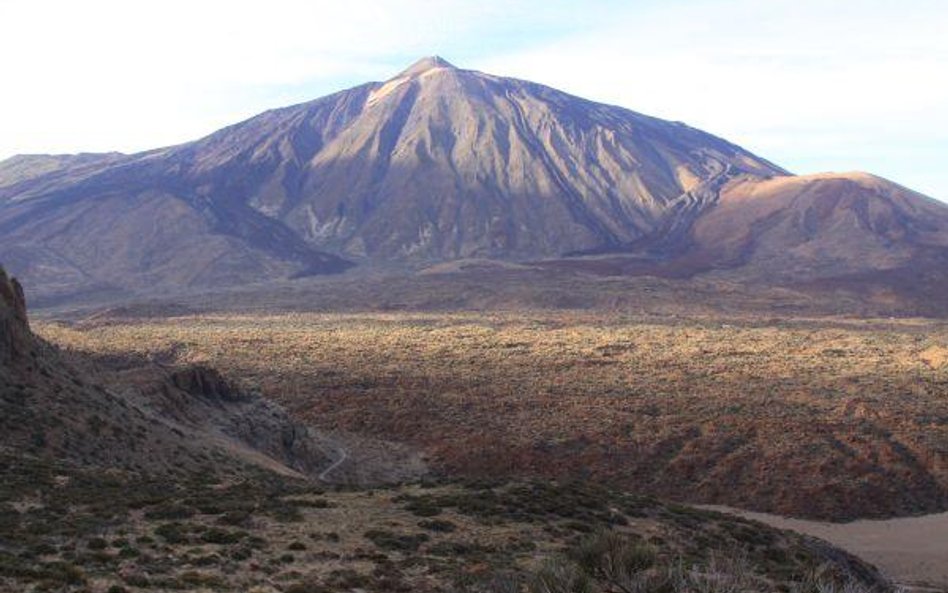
318 442 349 482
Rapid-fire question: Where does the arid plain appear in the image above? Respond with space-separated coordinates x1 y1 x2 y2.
38 310 948 523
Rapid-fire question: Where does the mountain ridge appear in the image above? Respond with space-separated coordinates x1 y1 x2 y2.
1 57 946 311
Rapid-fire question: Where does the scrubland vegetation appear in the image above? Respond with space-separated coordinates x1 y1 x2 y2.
0 452 886 592
36 311 948 520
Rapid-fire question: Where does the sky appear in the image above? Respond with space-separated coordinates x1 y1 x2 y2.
1 0 946 200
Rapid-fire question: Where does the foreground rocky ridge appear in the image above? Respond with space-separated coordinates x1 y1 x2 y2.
0 266 420 483
0 268 30 362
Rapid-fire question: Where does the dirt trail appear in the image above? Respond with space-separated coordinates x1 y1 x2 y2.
307 429 427 485
702 506 948 590
318 443 349 482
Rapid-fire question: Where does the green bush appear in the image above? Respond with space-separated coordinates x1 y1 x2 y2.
123 573 150 587
570 531 656 584
86 538 108 550
230 546 253 561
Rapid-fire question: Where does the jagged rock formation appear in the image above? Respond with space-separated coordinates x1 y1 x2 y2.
165 365 245 404
0 267 29 363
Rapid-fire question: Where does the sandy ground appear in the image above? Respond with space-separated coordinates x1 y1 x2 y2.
702 506 948 589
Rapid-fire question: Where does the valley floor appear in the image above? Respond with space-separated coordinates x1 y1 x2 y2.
704 506 948 589
35 310 948 521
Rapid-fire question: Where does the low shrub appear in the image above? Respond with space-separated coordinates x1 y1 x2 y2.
363 530 430 552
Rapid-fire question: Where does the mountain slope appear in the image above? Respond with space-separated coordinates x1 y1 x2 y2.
131 56 785 261
275 57 784 259
0 265 424 482
0 272 895 592
1 57 947 308
0 57 786 302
